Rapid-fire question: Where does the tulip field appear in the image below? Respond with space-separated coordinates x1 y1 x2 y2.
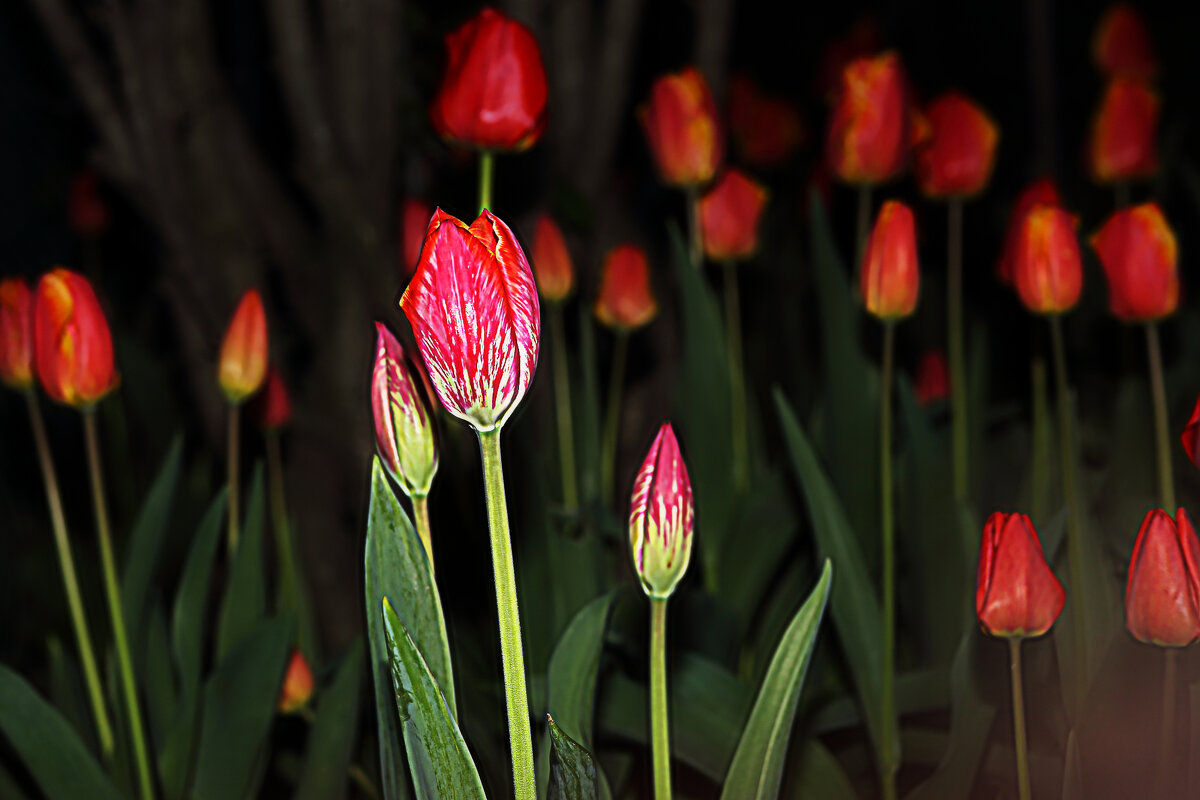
3 2 1200 799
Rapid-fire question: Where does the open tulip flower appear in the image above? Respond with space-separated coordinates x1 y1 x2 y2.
0 277 34 390
1012 205 1083 316
1126 508 1200 647
699 169 769 262
914 92 999 199
1088 78 1159 184
399 199 433 277
998 178 1061 285
1091 203 1178 322
34 268 119 408
639 67 722 188
826 52 910 185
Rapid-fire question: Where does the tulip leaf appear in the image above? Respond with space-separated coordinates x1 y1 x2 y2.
172 488 227 695
144 602 176 751
720 560 832 800
0 664 124 800
46 637 95 753
295 640 365 800
216 463 266 659
776 389 894 767
381 598 486 800
547 716 598 800
787 739 857 800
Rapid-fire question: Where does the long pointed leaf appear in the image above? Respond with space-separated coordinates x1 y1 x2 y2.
547 716 598 800
295 641 365 800
216 463 266 658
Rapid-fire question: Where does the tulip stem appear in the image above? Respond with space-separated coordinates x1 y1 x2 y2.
25 390 115 759
1157 648 1178 790
1008 639 1032 800
649 597 672 800
227 404 241 554
947 197 969 503
1030 353 1051 525
1049 315 1088 693
550 303 579 512
600 332 629 507
412 494 435 574
83 412 156 800
686 187 702 269
854 183 872 277
723 261 749 494
477 430 536 800
879 321 898 800
267 429 315 656
1146 323 1175 511
479 151 495 214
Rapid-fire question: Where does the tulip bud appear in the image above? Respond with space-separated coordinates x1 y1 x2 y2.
371 323 439 498
594 245 658 331
976 512 1066 639
531 214 574 302
913 349 949 406
1012 206 1084 316
698 169 770 262
728 75 805 168
826 52 910 185
639 67 722 188
278 649 315 713
34 268 119 407
218 289 269 404
400 209 539 433
252 367 292 430
429 8 548 152
68 171 110 237
998 178 1061 285
0 277 34 390
1088 78 1158 184
629 423 694 599
914 92 999 198
860 200 919 320
400 199 432 277
1090 203 1178 322
1093 4 1158 80
1125 508 1200 647
1182 393 1200 470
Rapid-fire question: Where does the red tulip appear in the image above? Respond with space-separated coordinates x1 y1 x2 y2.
826 52 910 185
594 245 658 331
400 199 432 277
1012 205 1083 315
34 268 118 407
698 169 769 262
860 200 919 320
629 423 694 599
639 67 723 187
218 289 268 404
531 214 574 302
976 512 1066 638
817 18 882 101
67 171 110 237
998 178 1061 285
1093 4 1158 80
728 76 805 168
1090 203 1178 322
400 209 539 432
1183 393 1200 470
0 277 34 389
429 7 548 152
1125 509 1200 647
914 92 999 198
913 349 949 406
252 367 292 430
371 323 439 498
1088 78 1158 183
278 650 315 713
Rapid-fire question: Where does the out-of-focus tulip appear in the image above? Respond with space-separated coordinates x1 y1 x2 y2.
826 52 910 185
914 349 949 406
1012 206 1083 315
278 649 315 713
629 423 694 599
1090 203 1178 322
817 18 881 101
68 171 110 237
998 178 1061 285
400 199 432 277
34 268 118 407
1088 78 1158 183
914 92 999 198
594 245 658 331
728 76 805 168
531 214 574 302
976 512 1066 638
1125 508 1200 647
371 323 439 498
252 367 292 430
1183 394 1200 470
0 277 34 389
401 209 539 432
218 289 268 404
698 169 769 262
860 200 919 320
429 7 548 152
639 67 722 187
1093 4 1158 80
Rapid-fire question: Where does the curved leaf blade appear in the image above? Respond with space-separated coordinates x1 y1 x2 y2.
295 641 365 800
216 463 266 658
548 716 598 800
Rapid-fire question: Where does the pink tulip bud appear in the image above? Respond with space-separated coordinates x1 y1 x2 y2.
371 323 439 498
629 424 695 599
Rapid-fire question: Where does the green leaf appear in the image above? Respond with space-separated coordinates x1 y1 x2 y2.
786 740 857 800
775 390 894 766
720 560 832 800
381 599 486 800
172 489 227 696
0 664 124 800
216 463 267 658
295 641 365 800
143 602 176 752
191 615 293 800
46 637 95 753
547 716 599 800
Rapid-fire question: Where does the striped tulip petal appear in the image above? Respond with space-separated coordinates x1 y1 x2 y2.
371 322 439 498
629 423 694 599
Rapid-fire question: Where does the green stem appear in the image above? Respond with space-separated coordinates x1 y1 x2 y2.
947 197 968 502
600 332 629 506
25 391 115 758
879 321 898 800
550 304 579 512
227 404 241 555
477 430 535 800
855 183 873 277
83 412 155 800
267 430 313 657
1157 648 1178 790
686 187 702 269
412 494 435 574
1050 316 1088 694
1030 353 1051 525
478 151 494 215
723 262 749 494
649 597 671 800
1009 639 1032 800
1146 323 1175 511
